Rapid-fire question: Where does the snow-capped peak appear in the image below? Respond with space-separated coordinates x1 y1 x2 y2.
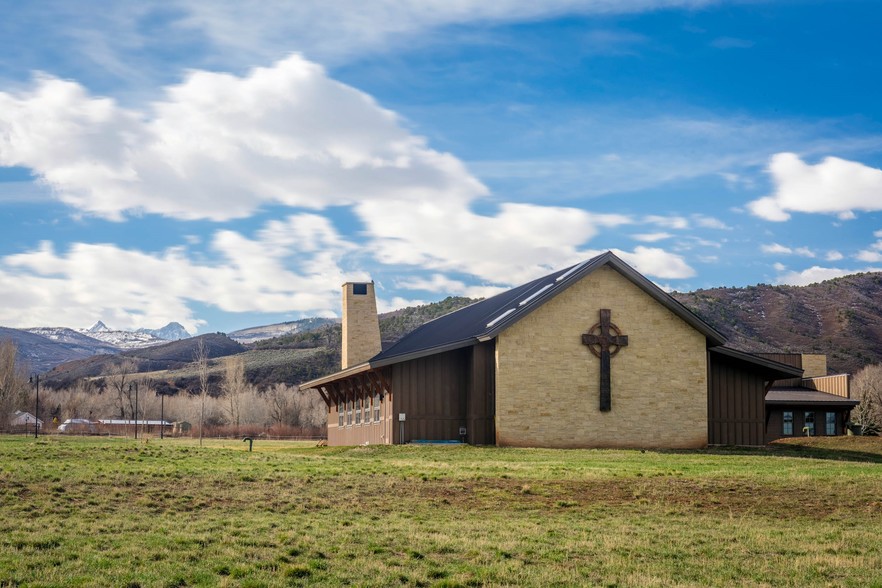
88 320 110 333
137 322 190 341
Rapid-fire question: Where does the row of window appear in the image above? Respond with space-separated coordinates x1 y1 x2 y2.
783 411 836 436
338 392 383 427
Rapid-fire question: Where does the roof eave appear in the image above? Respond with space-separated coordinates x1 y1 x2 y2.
710 346 805 380
765 399 860 407
299 362 373 389
370 338 480 369
299 338 483 388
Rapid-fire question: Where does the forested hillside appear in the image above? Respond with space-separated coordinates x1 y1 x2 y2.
673 272 882 374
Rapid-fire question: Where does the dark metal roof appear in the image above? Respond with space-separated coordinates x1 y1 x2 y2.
368 251 726 368
765 388 859 406
300 251 728 390
709 346 804 381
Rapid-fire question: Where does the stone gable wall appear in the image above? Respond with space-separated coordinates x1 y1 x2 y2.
495 265 708 448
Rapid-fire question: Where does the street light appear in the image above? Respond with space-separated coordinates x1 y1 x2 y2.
28 373 39 439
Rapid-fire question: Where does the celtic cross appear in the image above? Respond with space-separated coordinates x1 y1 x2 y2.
581 309 629 412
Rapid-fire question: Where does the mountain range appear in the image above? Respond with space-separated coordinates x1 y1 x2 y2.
227 317 338 344
2 322 191 372
3 271 882 379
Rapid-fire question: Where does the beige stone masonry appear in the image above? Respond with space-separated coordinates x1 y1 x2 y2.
342 282 381 369
800 354 827 379
495 265 708 449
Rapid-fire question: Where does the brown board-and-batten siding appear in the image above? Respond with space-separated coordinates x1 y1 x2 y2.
708 352 767 446
390 341 495 444
707 348 803 446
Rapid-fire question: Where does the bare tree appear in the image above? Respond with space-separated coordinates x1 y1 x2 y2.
267 383 291 429
852 364 882 435
195 339 209 446
0 340 28 432
265 384 326 431
293 388 328 429
106 358 136 420
221 356 247 434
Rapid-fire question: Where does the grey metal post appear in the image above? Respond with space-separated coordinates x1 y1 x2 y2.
29 374 39 439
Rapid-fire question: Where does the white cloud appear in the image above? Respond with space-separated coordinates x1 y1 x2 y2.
692 214 730 230
0 56 487 221
359 199 634 285
0 214 356 331
857 250 882 263
774 265 882 286
1 1 726 91
761 243 815 257
748 153 882 221
632 232 673 242
673 237 723 251
610 246 696 279
856 237 882 262
395 274 505 299
761 243 792 255
0 53 704 321
644 215 689 229
376 296 428 314
173 1 719 66
772 262 786 271
825 250 843 261
470 112 882 206
774 266 853 286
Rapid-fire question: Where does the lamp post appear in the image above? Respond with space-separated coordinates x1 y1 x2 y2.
28 374 39 439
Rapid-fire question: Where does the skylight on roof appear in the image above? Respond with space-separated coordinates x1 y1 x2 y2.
555 259 590 283
518 283 553 307
486 308 516 328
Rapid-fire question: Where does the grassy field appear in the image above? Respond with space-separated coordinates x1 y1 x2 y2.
1 436 881 587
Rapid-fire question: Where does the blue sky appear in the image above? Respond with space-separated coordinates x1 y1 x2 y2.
1 0 881 334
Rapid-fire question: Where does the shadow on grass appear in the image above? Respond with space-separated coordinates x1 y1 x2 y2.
662 438 882 464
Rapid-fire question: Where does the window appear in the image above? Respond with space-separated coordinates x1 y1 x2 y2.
338 401 344 428
347 400 353 426
826 412 836 436
355 397 361 425
364 396 370 424
783 411 793 435
804 411 814 436
374 392 381 422
353 283 368 295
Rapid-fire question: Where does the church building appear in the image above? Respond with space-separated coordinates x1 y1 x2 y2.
300 252 856 448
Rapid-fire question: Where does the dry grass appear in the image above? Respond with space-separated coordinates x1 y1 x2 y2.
0 436 880 587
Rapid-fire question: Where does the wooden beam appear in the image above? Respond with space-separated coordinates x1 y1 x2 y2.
316 386 331 409
342 378 354 405
376 368 393 396
367 370 383 396
330 381 346 407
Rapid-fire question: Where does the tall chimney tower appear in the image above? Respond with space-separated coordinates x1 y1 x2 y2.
341 281 382 369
